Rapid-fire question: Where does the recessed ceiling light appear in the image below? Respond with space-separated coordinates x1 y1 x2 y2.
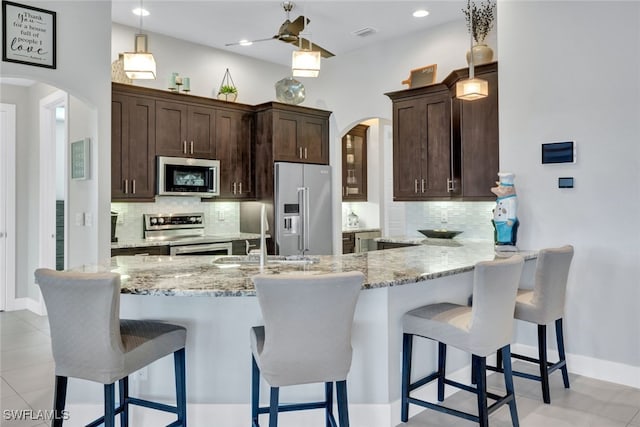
413 9 430 18
239 39 253 46
132 7 150 16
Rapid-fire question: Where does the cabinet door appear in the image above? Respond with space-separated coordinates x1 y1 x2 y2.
155 100 188 157
393 98 426 200
216 109 253 199
112 93 156 201
272 111 301 162
187 105 216 158
422 93 452 198
342 124 368 201
299 115 329 164
458 69 499 199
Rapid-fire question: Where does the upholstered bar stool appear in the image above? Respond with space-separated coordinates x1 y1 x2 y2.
250 271 365 427
401 256 524 427
494 245 574 404
35 268 187 427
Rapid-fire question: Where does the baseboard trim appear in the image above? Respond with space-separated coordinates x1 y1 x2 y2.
11 297 46 315
512 343 640 389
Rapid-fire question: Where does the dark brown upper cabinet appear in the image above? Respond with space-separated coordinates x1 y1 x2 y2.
342 124 369 201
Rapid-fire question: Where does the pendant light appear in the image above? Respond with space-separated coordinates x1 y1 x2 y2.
456 1 488 101
123 0 156 80
291 4 320 78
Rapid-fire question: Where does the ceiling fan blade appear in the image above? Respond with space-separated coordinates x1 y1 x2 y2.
225 36 278 47
289 37 335 58
285 15 309 36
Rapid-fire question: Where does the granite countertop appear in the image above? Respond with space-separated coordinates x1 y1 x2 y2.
82 240 536 297
342 227 381 233
375 235 465 247
111 233 263 249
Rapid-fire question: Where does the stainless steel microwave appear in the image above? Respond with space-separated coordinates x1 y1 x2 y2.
157 156 220 197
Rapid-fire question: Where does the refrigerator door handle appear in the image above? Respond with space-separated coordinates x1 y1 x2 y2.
297 187 305 252
303 187 310 253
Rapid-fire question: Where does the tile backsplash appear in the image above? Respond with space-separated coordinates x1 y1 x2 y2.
111 197 240 241
405 201 495 240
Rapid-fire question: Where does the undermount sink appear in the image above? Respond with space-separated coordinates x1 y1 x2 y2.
212 255 319 266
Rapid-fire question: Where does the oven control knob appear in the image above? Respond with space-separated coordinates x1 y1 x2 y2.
150 218 157 225
158 218 165 224
196 217 202 223
189 217 197 223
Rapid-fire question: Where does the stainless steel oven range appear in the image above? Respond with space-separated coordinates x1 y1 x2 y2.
143 213 232 256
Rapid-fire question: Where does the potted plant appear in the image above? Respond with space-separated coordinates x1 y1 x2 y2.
217 84 238 102
462 0 496 65
217 68 238 102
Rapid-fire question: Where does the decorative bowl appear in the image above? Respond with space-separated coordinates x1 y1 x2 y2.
418 229 463 239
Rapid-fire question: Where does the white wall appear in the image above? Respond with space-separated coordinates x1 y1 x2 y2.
1 1 111 302
498 1 640 368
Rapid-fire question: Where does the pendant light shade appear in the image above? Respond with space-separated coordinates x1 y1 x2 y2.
123 1 156 80
292 49 321 78
456 77 488 100
124 34 156 80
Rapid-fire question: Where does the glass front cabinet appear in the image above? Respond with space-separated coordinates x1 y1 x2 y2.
342 124 369 201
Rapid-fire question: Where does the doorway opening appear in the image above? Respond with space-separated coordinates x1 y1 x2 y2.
0 103 17 311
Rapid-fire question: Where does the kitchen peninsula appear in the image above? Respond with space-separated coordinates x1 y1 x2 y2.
73 242 536 426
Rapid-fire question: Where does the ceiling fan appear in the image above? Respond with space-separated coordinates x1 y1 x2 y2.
225 2 334 58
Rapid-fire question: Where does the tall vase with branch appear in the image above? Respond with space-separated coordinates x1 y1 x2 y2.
462 0 496 65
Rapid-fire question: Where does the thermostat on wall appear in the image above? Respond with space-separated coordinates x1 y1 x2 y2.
542 141 576 164
558 177 574 188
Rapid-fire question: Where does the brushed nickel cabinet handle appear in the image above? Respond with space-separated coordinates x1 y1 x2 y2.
233 182 237 195
299 147 303 159
124 179 129 194
183 140 187 154
132 180 136 194
421 179 426 193
239 182 242 194
304 148 308 159
414 179 418 193
190 141 194 154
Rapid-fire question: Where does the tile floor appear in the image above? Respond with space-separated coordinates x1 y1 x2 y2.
1 309 639 427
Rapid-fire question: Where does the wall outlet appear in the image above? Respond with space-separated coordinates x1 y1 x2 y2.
218 210 225 221
85 213 92 227
136 367 147 381
441 210 448 223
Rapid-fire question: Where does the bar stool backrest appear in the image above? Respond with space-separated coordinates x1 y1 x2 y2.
252 271 365 386
35 268 125 383
469 256 524 356
531 245 574 323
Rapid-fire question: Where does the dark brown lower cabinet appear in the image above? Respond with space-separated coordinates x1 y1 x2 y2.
377 242 418 250
111 245 170 257
342 232 355 254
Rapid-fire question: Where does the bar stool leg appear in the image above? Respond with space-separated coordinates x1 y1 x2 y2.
251 356 260 427
401 333 412 422
174 348 187 426
268 387 279 427
336 380 350 427
104 383 116 427
555 318 570 389
325 382 334 427
501 345 520 427
537 325 551 404
437 342 446 402
474 355 489 427
118 377 129 427
53 376 67 427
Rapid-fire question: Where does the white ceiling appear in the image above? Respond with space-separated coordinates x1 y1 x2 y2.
111 1 466 66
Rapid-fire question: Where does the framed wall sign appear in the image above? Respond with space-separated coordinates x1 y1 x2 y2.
2 1 56 69
402 64 437 88
70 138 90 180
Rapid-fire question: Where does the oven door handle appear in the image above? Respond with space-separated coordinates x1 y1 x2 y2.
170 243 232 256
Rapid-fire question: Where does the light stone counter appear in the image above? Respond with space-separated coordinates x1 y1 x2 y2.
66 241 537 426
85 240 536 296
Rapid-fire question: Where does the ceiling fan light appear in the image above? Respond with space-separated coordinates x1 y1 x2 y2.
456 77 488 101
123 33 156 80
292 49 321 78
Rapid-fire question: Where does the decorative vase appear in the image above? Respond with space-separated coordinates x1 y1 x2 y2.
217 92 237 102
466 43 494 66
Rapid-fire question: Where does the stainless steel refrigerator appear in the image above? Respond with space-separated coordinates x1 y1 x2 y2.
274 162 332 256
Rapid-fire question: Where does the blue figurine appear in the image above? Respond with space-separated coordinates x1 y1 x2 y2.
491 172 519 247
